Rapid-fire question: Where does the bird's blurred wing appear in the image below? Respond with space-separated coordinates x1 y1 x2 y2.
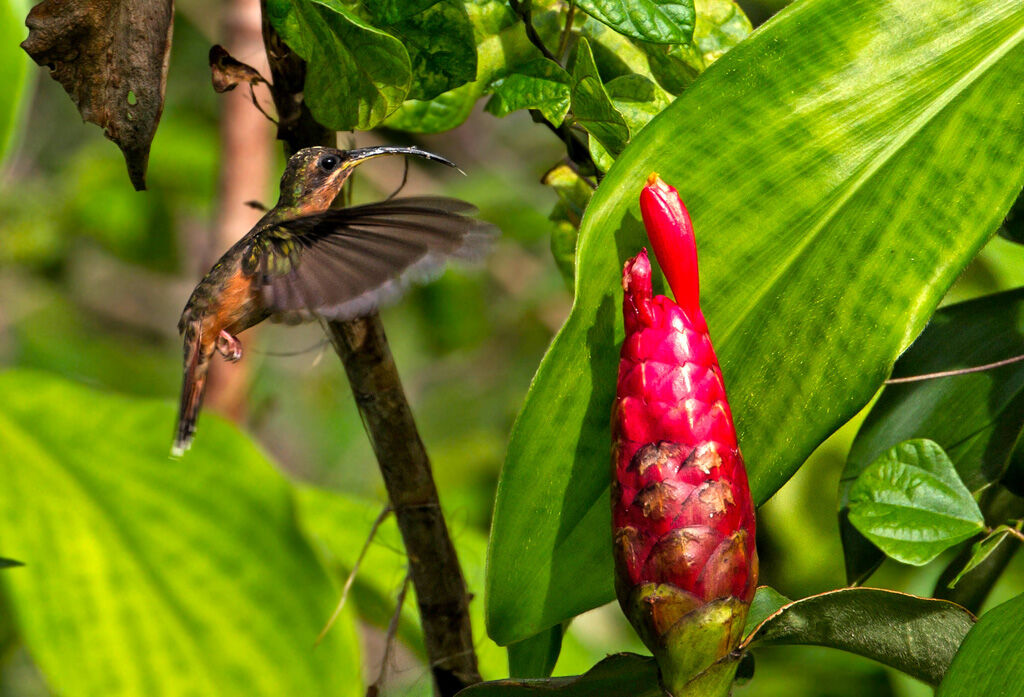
243 196 496 322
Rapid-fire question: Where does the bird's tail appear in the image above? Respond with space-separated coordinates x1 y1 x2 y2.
173 322 212 457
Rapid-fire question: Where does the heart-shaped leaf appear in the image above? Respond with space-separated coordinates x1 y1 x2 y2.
486 59 573 125
744 588 976 686
487 0 1024 645
936 591 1024 696
841 288 1024 582
0 371 362 696
382 0 476 101
847 440 985 566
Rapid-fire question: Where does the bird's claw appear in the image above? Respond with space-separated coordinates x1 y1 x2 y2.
216 330 243 362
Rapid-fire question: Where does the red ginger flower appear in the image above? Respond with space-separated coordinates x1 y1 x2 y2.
612 174 757 697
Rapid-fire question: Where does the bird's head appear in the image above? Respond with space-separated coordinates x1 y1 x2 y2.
274 145 459 217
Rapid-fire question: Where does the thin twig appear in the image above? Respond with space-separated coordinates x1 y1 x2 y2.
508 0 557 62
248 83 279 124
557 1 576 62
366 570 412 697
316 505 393 646
884 353 1024 384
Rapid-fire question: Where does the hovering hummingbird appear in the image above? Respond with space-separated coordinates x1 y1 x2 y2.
173 145 496 456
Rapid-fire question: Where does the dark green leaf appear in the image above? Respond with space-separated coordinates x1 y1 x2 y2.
0 558 23 570
742 586 791 638
487 0 1024 644
575 0 695 44
848 440 985 566
640 0 752 94
937 591 1024 696
744 588 976 686
486 59 572 125
384 0 527 133
949 526 1017 588
605 73 671 133
267 0 410 130
0 371 362 695
456 653 661 697
841 288 1024 582
570 39 629 157
364 0 442 24
998 189 1024 244
508 624 564 678
385 0 477 101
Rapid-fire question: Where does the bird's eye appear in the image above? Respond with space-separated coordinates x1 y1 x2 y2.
319 154 340 172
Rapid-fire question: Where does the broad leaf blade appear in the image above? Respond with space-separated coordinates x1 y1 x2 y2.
937 591 1024 696
575 0 695 44
841 288 1024 582
848 440 985 566
486 59 572 125
0 371 362 696
385 0 477 101
267 0 411 131
744 588 976 686
742 586 791 638
456 653 661 697
487 0 1024 644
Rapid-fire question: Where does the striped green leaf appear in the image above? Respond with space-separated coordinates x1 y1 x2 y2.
0 370 361 696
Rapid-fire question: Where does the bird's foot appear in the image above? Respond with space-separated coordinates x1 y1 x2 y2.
216 330 243 362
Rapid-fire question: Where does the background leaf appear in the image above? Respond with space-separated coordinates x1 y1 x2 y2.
948 526 1017 589
936 591 1024 696
486 59 573 126
0 0 30 165
0 371 362 696
267 0 411 130
841 288 1024 582
575 0 695 44
487 0 1024 644
847 439 985 566
744 588 976 686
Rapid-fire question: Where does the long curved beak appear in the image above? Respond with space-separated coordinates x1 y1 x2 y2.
340 145 462 173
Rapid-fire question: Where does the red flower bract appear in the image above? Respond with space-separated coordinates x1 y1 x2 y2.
612 174 757 697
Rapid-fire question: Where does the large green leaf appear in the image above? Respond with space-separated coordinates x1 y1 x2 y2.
841 288 1024 582
847 440 985 566
0 0 30 165
570 39 630 157
487 0 1024 644
937 591 1024 696
0 371 362 696
267 0 411 130
383 0 477 101
744 588 976 686
486 59 573 125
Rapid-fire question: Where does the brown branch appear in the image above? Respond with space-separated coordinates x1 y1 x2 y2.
259 7 481 695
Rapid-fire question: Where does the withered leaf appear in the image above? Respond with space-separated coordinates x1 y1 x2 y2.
209 44 266 93
21 0 174 190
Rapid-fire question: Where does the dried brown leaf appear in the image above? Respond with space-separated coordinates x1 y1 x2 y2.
209 44 266 93
21 0 174 190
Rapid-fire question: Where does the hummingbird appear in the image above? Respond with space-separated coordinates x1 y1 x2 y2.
173 145 497 456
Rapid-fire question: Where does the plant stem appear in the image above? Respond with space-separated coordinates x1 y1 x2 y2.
260 7 482 695
508 0 557 62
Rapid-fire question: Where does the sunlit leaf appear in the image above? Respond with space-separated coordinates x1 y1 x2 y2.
570 39 629 157
840 288 1024 582
487 0 1024 644
744 588 976 686
936 591 1024 696
848 440 985 566
0 371 362 696
267 0 411 130
486 59 572 125
0 0 30 166
575 0 695 44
